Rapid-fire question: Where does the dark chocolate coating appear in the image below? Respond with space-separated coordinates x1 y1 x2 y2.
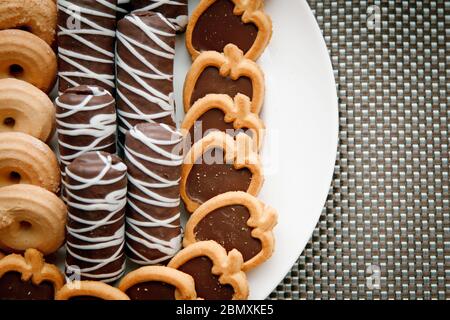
192 0 258 54
188 108 250 147
117 0 132 20
186 148 252 203
0 272 54 300
125 123 182 264
116 12 176 146
131 0 188 31
56 85 117 175
57 0 117 94
178 256 234 300
191 67 253 106
65 151 126 282
194 205 262 262
126 281 176 300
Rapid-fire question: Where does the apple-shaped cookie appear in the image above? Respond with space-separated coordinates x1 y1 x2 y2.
168 240 248 300
181 131 263 212
119 266 196 300
56 281 130 300
183 44 265 113
181 93 265 150
0 249 64 300
186 0 272 60
184 191 277 271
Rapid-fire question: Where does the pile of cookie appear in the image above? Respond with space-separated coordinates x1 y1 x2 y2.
0 0 66 264
0 0 276 300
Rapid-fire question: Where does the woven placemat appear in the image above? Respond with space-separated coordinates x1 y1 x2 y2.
270 0 449 300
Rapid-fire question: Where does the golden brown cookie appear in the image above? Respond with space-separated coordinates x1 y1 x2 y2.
0 30 57 93
181 131 263 212
168 240 248 300
0 78 55 142
184 191 277 271
0 0 57 45
0 132 60 193
0 248 65 300
186 0 272 61
56 281 130 300
0 184 67 255
118 266 197 300
181 93 264 150
183 44 265 113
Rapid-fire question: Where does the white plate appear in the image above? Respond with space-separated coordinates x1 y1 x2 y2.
50 0 337 300
173 0 339 299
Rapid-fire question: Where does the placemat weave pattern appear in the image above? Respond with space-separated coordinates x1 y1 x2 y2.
270 0 449 300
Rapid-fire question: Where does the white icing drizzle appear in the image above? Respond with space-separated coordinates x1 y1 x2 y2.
55 86 117 176
116 13 176 137
125 124 183 265
57 0 123 93
132 0 188 30
64 152 127 283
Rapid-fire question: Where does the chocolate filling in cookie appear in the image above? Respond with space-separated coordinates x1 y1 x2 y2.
0 272 54 300
190 67 253 106
178 256 234 300
125 281 176 300
188 108 250 146
186 148 252 203
192 0 258 54
193 205 262 262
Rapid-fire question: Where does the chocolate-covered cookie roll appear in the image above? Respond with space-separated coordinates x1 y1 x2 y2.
131 0 188 32
124 123 183 265
57 0 118 94
55 85 117 178
65 151 127 283
116 12 176 147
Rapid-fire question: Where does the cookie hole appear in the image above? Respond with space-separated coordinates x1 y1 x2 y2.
9 64 24 77
3 117 15 128
19 221 32 230
9 171 21 183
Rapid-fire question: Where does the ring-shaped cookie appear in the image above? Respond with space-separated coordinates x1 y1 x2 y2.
186 0 272 61
0 0 57 45
0 132 60 193
181 131 263 212
183 44 265 113
181 93 264 150
0 249 65 300
0 30 57 93
0 78 55 142
118 266 197 300
56 281 130 300
184 191 277 271
168 240 248 300
0 184 67 255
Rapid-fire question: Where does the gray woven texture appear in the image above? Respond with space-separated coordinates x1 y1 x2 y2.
270 0 449 300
